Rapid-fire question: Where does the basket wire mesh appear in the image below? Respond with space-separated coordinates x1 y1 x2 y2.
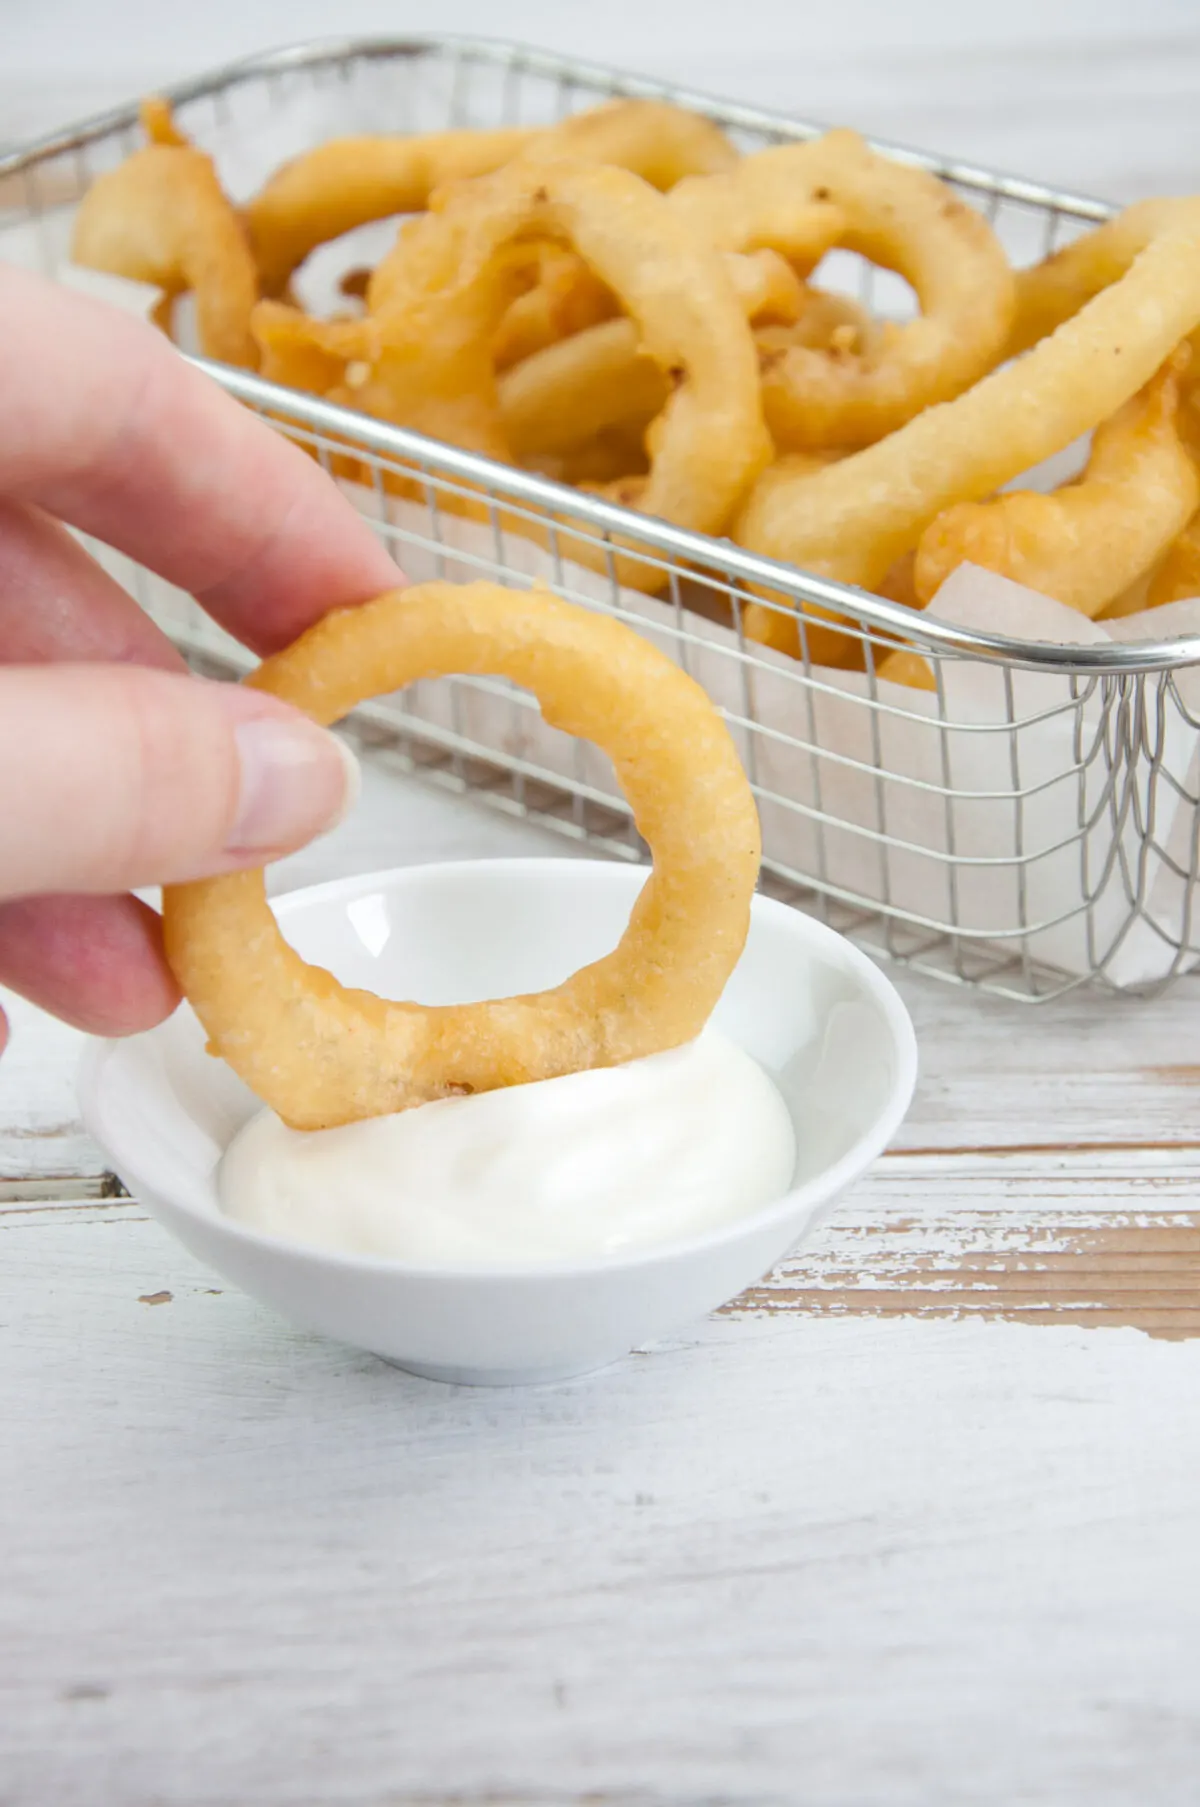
4 34 1200 1001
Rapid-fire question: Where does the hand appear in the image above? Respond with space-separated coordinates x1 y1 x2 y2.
0 266 402 1053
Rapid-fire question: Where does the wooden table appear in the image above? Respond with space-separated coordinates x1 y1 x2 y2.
6 12 1200 1802
4 759 1200 1807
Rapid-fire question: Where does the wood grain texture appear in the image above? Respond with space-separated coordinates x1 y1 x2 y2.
0 992 107 1184
4 1210 1200 1807
741 1192 1200 1337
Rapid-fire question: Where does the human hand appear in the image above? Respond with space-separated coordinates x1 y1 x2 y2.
0 266 402 1053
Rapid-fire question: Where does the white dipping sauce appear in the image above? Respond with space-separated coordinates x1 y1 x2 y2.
218 1029 796 1267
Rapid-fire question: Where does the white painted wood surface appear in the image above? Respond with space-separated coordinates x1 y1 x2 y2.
5 762 1200 1807
5 14 1200 1804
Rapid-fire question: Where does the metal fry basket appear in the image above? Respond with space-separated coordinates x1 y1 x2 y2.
4 34 1200 1001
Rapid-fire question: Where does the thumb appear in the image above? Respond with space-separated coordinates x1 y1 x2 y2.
0 663 360 901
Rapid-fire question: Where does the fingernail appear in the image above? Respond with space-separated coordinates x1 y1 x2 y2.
324 733 362 833
228 718 361 856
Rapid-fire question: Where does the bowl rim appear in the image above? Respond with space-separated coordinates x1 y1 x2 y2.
79 857 918 1282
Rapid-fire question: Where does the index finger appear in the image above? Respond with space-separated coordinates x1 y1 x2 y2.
0 266 401 654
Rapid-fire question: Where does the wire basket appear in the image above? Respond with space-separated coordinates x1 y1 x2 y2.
4 33 1200 1002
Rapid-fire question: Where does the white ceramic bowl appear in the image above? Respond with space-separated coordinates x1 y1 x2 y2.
79 860 916 1385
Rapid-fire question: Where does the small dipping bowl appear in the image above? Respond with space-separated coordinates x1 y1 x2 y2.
80 860 917 1385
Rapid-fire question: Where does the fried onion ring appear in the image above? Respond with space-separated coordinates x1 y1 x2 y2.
498 263 825 465
737 222 1200 661
669 129 1015 448
519 98 737 189
246 125 541 297
487 221 792 377
491 242 617 370
253 160 771 562
876 548 918 609
1146 508 1200 608
913 350 1199 615
876 648 937 691
523 424 651 487
140 95 190 149
73 105 258 368
1007 199 1200 359
500 317 669 462
726 248 810 326
253 236 530 464
161 582 761 1131
247 99 736 299
756 285 880 359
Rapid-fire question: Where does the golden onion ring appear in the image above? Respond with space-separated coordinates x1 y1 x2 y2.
669 129 1015 449
914 349 1199 616
162 581 762 1131
72 108 259 368
737 221 1200 663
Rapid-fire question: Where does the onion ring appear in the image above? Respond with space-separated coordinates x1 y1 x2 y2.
496 318 659 460
669 129 1015 448
498 318 667 462
247 99 736 300
518 98 737 189
484 106 741 371
364 137 746 321
253 160 771 565
253 233 530 464
498 263 828 466
491 242 617 370
140 95 189 149
876 648 937 690
1146 508 1200 609
523 425 651 487
246 125 541 298
1007 199 1200 359
914 349 1199 615
872 562 931 687
737 222 1200 661
161 581 761 1132
72 107 259 368
755 284 880 359
876 549 918 609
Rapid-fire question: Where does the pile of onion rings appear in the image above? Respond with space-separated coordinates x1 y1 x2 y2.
162 581 762 1130
73 98 1200 681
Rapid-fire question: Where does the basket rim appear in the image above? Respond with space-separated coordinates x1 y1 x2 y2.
8 31 1198 678
0 31 1119 221
203 363 1200 679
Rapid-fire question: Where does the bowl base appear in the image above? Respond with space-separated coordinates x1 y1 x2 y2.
376 1353 621 1388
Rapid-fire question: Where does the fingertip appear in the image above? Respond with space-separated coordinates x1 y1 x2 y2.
222 705 362 862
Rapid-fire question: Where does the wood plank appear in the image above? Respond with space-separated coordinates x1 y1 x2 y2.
742 1201 1200 1339
13 1174 1200 1341
895 979 1200 1153
0 993 98 1183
